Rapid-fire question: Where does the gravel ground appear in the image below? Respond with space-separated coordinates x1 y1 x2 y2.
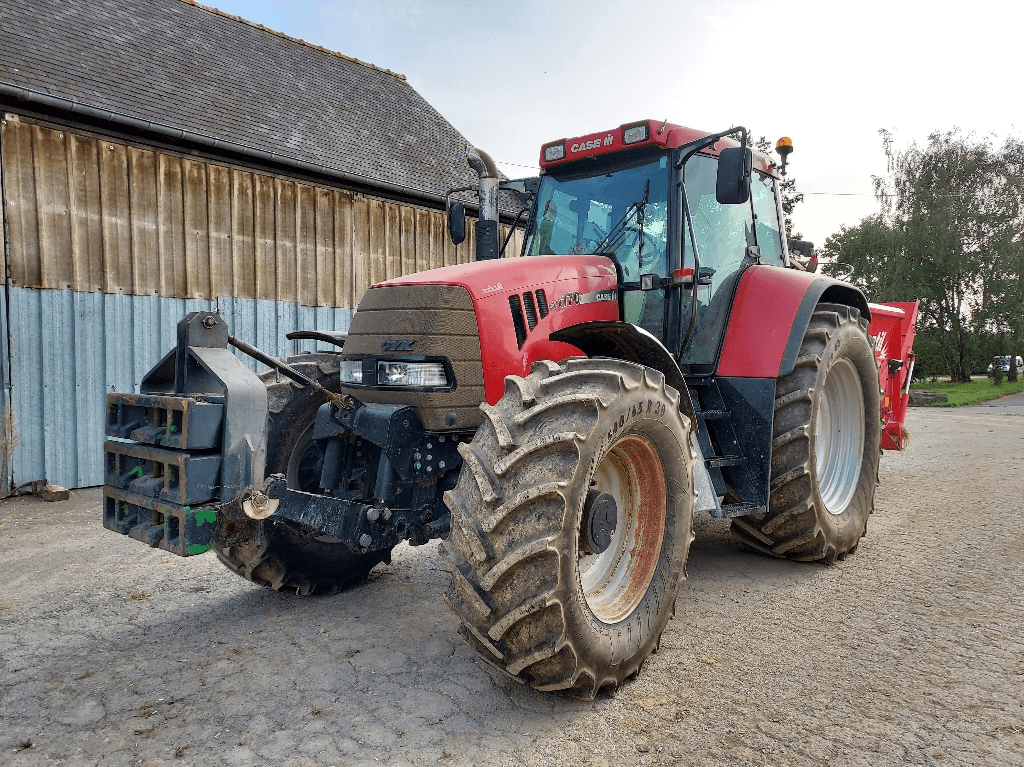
1 407 1022 767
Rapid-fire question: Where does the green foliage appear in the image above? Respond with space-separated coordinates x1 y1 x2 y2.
822 130 1024 382
911 377 1024 406
916 326 1009 378
779 175 804 242
993 366 1005 385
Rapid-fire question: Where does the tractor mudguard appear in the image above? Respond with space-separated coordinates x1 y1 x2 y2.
716 266 870 379
549 321 697 427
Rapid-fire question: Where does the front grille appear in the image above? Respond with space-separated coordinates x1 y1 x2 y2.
509 295 528 348
536 289 548 318
340 284 484 430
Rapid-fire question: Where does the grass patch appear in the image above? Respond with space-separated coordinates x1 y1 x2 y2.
911 378 1024 406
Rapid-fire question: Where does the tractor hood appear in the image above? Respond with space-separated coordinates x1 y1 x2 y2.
362 256 620 407
374 255 618 303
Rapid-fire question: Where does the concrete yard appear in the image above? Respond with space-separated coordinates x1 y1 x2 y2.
1 406 1022 767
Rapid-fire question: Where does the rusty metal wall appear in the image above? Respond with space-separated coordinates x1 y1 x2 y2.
0 117 525 488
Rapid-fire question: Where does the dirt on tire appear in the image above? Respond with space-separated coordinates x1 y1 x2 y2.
442 358 695 698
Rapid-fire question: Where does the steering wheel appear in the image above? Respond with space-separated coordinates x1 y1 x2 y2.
614 227 661 278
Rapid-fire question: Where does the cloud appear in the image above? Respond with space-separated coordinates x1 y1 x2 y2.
213 0 1024 243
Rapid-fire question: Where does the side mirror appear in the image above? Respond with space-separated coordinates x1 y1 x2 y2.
716 147 752 205
789 239 815 257
448 202 466 245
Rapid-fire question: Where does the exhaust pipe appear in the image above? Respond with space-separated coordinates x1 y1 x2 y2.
467 147 500 260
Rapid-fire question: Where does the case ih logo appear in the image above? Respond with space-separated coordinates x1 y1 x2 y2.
570 134 614 153
380 340 415 351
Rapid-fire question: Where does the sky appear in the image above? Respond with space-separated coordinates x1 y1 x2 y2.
209 0 1022 247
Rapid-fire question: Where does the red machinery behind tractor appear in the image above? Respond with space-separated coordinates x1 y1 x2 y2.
103 120 918 698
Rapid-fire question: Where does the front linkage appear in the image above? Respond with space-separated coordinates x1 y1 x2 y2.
222 399 460 558
104 312 458 563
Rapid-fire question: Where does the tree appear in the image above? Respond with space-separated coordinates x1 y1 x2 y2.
979 136 1024 381
779 174 805 243
821 130 1024 382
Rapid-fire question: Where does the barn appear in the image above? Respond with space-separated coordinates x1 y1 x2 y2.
0 0 522 490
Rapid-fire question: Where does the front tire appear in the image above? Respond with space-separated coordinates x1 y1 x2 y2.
731 303 881 562
213 358 393 594
441 358 695 699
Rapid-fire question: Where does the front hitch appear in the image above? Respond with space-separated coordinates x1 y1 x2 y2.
216 399 461 555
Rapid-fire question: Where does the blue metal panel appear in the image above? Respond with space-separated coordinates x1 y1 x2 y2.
0 283 12 493
40 290 78 485
9 286 44 486
7 287 354 488
74 291 107 487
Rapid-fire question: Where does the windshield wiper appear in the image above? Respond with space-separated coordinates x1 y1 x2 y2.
637 179 650 265
592 180 650 259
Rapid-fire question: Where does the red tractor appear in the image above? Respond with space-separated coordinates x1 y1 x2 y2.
104 120 917 699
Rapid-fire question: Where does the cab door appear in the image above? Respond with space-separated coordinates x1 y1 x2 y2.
677 154 786 371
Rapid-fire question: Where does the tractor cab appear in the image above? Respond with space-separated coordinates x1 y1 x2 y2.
520 120 786 374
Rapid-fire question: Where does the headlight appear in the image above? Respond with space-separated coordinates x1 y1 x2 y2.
377 361 447 387
622 123 649 145
543 142 565 162
339 359 363 383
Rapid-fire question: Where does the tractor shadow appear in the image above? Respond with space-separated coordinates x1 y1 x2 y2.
683 512 827 590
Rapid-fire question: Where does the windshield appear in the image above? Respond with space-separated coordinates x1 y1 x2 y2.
528 155 669 283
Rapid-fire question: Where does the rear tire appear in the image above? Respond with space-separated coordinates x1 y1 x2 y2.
731 303 881 562
441 358 695 699
214 358 393 594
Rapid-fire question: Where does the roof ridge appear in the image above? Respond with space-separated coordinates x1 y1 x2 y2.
177 0 407 81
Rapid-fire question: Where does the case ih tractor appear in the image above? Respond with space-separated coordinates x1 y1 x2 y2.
104 120 918 699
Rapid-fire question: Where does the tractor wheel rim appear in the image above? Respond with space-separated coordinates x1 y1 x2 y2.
815 357 865 515
580 434 666 624
288 425 324 493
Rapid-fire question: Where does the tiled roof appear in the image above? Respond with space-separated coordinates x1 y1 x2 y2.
0 0 484 201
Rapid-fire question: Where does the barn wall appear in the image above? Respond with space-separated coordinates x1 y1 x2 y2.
0 117 525 488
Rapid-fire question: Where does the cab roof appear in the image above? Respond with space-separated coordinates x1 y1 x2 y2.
540 119 776 176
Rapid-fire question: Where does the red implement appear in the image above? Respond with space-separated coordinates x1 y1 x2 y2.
868 301 919 450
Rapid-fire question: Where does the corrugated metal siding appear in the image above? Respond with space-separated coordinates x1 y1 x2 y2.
1 119 526 298
6 288 355 487
0 117 526 488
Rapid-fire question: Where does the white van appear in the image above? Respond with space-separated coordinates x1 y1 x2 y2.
988 355 1024 373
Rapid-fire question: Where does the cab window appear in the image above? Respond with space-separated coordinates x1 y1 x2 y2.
751 171 785 265
680 153 755 366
